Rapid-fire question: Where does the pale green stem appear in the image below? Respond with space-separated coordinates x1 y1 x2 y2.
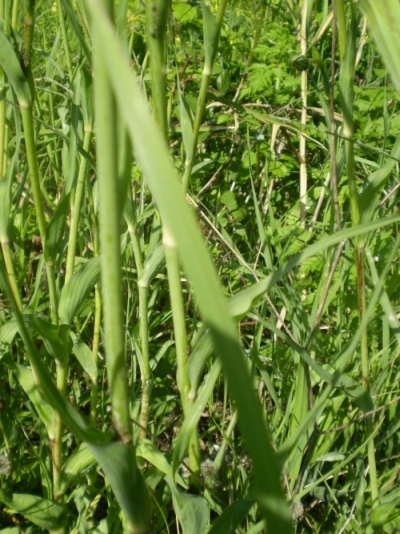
90 288 101 424
20 6 67 509
144 0 200 475
0 70 5 179
182 71 210 192
182 0 228 192
87 162 101 426
163 227 200 478
299 0 308 224
0 69 22 311
344 70 379 512
126 209 151 441
1 240 22 311
65 128 93 282
93 26 131 442
335 0 347 62
11 0 19 30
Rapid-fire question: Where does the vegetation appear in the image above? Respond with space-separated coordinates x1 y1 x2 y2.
0 0 399 532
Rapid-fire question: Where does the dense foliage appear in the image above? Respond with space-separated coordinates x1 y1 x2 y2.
0 0 399 532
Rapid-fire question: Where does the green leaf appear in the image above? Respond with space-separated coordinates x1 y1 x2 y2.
0 491 65 531
201 0 219 69
32 317 72 365
208 497 255 534
59 256 101 325
56 443 95 496
165 474 208 534
228 216 400 319
177 78 194 161
371 495 400 531
138 244 165 288
46 193 71 262
136 439 172 477
172 2 197 23
12 363 55 437
173 360 221 475
71 334 98 383
0 31 31 106
83 2 294 529
358 0 400 91
220 190 237 211
87 442 151 532
359 132 400 223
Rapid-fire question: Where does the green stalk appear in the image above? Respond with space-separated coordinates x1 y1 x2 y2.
299 0 308 224
145 0 169 139
145 0 200 476
11 0 19 30
86 162 101 425
125 193 152 440
22 0 35 61
0 69 23 310
90 288 101 424
125 197 151 441
1 240 22 311
65 127 93 282
340 3 378 506
92 1 131 443
20 106 59 322
0 72 5 180
182 0 228 192
335 0 347 62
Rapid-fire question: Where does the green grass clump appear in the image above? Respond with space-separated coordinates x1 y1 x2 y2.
0 0 399 532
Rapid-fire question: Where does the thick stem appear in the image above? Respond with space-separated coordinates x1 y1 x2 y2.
93 25 131 442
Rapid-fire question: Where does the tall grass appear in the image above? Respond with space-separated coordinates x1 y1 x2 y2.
0 0 399 532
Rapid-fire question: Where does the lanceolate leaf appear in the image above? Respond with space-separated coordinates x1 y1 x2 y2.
165 474 208 534
86 442 151 533
55 443 95 496
228 216 400 319
58 256 101 325
0 31 31 106
83 1 292 529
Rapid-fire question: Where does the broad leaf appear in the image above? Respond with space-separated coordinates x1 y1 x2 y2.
0 491 65 531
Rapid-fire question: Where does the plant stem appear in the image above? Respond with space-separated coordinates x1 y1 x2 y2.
299 0 308 224
182 0 228 192
340 4 379 506
145 0 201 475
163 227 200 477
65 128 93 282
87 160 101 426
125 201 151 441
92 5 132 443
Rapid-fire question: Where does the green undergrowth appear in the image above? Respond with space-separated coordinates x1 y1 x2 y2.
0 0 399 532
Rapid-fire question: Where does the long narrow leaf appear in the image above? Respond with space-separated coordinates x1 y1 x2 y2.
83 1 292 529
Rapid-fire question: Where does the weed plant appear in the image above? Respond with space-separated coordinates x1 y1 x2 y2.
0 0 399 532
